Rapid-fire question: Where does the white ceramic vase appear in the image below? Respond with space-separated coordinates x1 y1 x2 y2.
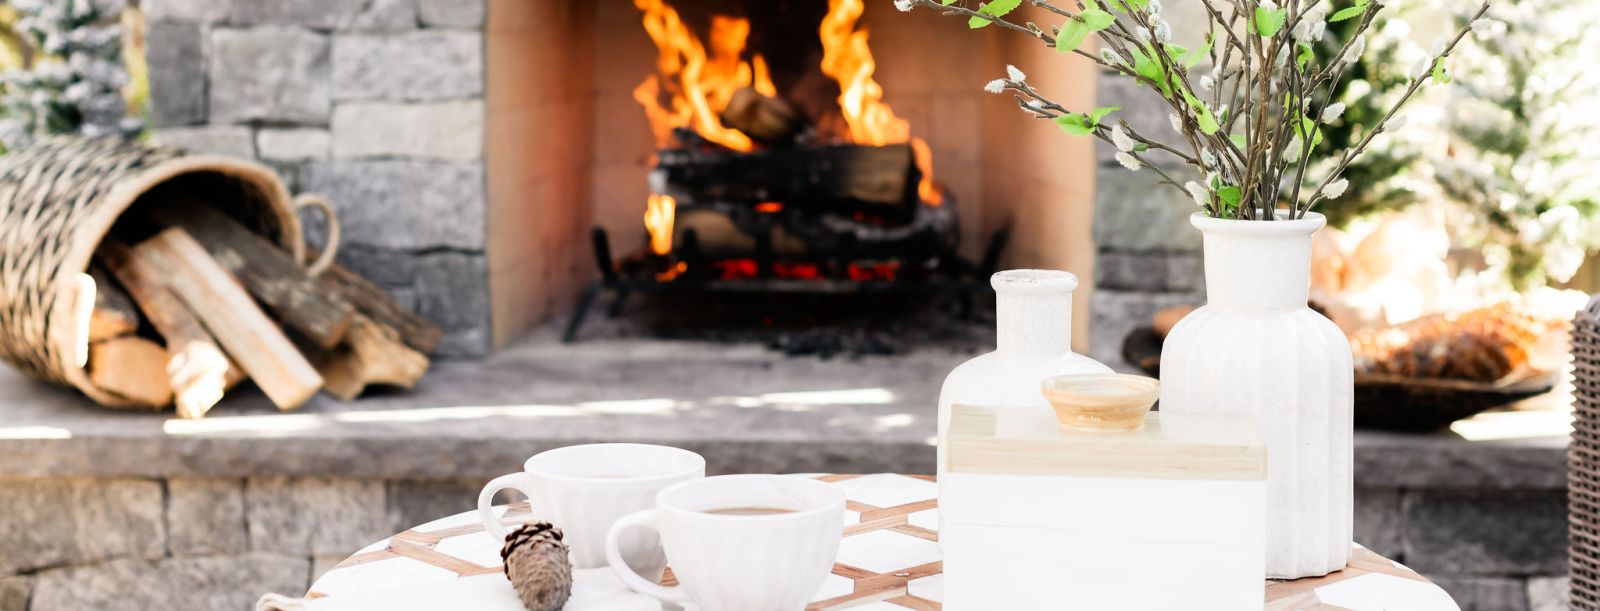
936 269 1111 482
1159 212 1354 579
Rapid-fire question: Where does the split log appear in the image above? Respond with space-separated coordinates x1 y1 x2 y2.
309 252 443 354
308 315 430 401
145 200 355 349
133 228 323 410
653 143 920 220
88 266 140 342
720 87 804 145
88 336 173 407
98 237 239 419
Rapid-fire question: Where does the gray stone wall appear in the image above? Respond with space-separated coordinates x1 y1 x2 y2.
143 0 490 356
1090 66 1206 370
0 476 488 611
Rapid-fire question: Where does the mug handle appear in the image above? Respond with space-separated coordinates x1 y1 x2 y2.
477 473 536 542
293 194 340 278
606 509 688 603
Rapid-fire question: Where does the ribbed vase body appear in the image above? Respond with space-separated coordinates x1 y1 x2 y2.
1159 212 1354 579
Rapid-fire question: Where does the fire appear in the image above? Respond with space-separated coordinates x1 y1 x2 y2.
632 0 774 152
818 0 940 205
644 193 676 256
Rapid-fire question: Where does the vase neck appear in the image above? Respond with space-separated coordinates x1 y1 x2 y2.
1196 214 1324 311
991 270 1076 356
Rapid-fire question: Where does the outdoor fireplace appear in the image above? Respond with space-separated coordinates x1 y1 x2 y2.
561 0 1014 341
144 0 1100 355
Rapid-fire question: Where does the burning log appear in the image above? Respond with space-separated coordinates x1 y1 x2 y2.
653 143 921 220
133 228 324 410
719 88 805 145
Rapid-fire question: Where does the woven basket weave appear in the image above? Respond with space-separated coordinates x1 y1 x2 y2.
0 136 313 408
1571 294 1600 609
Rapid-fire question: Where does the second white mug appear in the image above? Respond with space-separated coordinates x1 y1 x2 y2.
605 474 845 611
476 443 704 576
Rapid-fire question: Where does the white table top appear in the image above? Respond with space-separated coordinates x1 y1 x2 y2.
297 474 1457 610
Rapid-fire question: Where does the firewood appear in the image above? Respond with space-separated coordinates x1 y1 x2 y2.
720 87 804 144
88 336 173 407
309 315 430 401
144 200 355 349
98 237 240 419
310 252 443 354
133 228 323 410
87 266 140 342
654 143 920 220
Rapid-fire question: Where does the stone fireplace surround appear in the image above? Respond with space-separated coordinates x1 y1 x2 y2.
142 0 1101 357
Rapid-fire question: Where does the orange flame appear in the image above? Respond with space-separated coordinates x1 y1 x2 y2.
633 0 774 152
645 193 676 256
819 0 940 204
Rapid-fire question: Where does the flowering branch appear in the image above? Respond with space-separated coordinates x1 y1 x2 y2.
896 0 1493 221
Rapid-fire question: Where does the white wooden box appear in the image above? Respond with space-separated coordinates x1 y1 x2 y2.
941 404 1266 610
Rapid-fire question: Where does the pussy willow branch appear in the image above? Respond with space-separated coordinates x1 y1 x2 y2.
1301 0 1491 217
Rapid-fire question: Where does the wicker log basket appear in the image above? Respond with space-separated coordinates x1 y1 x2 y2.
0 136 336 409
1570 293 1600 609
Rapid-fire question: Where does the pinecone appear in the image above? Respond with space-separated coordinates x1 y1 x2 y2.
500 522 573 611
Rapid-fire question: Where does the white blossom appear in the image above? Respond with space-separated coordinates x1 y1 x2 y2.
1470 18 1495 34
1293 7 1328 43
1110 125 1137 153
1341 35 1367 66
1115 152 1143 171
1408 58 1429 81
1185 181 1210 207
1321 102 1346 123
1324 178 1349 199
1201 149 1218 168
893 0 914 12
1199 74 1215 91
1260 0 1278 11
1154 19 1172 43
1147 0 1162 15
1386 114 1408 130
1101 48 1122 66
1169 113 1184 133
983 79 1006 94
1431 38 1448 56
1006 64 1026 82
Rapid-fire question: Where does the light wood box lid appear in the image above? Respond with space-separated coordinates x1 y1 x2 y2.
946 405 1266 481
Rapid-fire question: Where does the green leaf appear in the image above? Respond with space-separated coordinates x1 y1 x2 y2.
1329 2 1367 23
1432 60 1451 84
1080 8 1116 30
1229 133 1247 149
1185 39 1213 69
1057 18 1091 52
1195 107 1220 135
942 0 958 4
1253 7 1288 37
1134 143 1150 152
1087 106 1120 126
1297 42 1314 69
1054 114 1095 136
969 0 1023 28
1120 0 1149 10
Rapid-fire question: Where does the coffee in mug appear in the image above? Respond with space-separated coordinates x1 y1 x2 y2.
606 475 845 611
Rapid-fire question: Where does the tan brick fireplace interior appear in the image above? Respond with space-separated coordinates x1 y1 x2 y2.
484 0 1099 350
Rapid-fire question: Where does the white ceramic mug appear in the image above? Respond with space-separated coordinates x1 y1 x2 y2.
476 443 704 576
605 475 845 611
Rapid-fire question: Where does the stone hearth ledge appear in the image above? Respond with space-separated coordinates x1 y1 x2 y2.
0 335 1569 490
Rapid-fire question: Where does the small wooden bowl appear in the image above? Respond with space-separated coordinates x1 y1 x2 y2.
1041 374 1161 431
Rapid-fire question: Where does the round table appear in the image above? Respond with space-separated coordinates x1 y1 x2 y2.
305 474 1456 610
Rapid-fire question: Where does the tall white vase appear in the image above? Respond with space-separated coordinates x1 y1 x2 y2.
936 269 1111 481
1159 212 1354 579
